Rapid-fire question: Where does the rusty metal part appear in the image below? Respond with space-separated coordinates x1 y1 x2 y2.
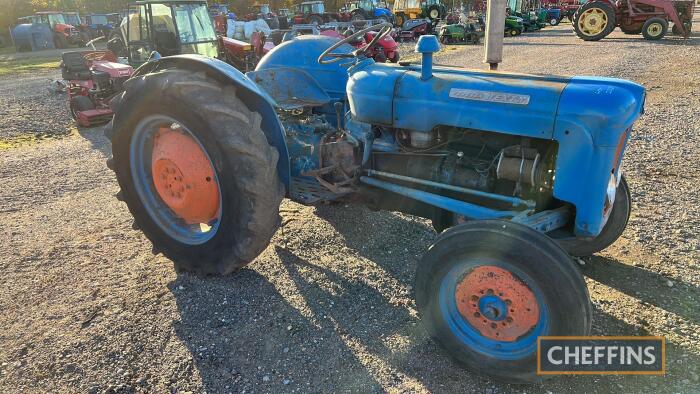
151 127 220 224
455 265 540 341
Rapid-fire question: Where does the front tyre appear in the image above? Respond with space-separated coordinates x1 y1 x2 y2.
642 17 668 40
557 176 631 256
415 221 592 383
106 69 284 275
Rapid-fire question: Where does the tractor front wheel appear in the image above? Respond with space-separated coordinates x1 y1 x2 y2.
557 176 631 256
105 69 284 275
642 17 668 40
416 221 592 383
573 1 615 41
549 18 559 26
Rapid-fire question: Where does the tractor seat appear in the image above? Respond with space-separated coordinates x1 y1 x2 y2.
246 67 331 111
61 51 92 80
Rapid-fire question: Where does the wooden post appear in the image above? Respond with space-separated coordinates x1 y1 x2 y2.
484 0 507 70
8 26 16 52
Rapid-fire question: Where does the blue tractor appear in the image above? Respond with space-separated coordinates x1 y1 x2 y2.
348 0 396 23
105 23 644 382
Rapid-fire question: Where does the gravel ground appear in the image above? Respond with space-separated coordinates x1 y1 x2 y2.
1 21 699 393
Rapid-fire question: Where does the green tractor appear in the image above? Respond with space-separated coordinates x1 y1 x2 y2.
438 21 483 44
505 15 524 36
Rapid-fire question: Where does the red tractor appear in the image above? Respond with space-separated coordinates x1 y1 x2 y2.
18 11 87 48
573 0 694 40
61 42 134 127
291 1 345 24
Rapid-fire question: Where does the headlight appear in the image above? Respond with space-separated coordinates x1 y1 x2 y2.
603 172 617 220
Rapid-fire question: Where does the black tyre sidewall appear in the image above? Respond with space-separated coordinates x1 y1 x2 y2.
642 17 668 40
557 176 631 256
573 1 616 41
111 71 281 274
415 221 591 383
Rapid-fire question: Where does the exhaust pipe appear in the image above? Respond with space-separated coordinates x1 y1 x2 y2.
484 0 507 70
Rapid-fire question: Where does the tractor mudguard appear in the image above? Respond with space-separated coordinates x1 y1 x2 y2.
347 62 645 237
553 76 645 237
256 35 353 101
129 54 291 188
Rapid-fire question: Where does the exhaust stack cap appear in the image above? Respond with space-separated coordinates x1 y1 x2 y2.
415 35 440 81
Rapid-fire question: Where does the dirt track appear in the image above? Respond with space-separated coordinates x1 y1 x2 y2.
1 22 699 393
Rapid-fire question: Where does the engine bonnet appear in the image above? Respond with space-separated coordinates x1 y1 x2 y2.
347 63 645 146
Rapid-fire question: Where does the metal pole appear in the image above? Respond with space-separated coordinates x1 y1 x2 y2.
483 0 507 70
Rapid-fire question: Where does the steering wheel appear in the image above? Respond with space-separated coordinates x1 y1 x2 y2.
318 22 393 65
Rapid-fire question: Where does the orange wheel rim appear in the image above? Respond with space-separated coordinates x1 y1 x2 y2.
151 126 220 224
455 265 540 341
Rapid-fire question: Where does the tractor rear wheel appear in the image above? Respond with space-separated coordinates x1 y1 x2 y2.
427 6 441 21
557 176 631 256
573 1 616 41
416 220 592 383
642 17 668 40
69 95 95 120
105 69 284 275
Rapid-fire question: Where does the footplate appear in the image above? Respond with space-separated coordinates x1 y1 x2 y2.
289 176 347 204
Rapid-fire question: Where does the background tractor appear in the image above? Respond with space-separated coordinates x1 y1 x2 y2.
346 0 396 23
291 1 344 25
505 15 525 35
104 15 644 382
16 11 86 49
438 22 483 44
394 0 447 26
108 0 219 65
573 0 694 40
83 13 120 39
393 0 423 26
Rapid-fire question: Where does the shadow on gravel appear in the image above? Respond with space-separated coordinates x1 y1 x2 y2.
169 267 386 393
167 209 700 393
603 37 700 46
76 125 111 158
507 42 579 46
582 255 700 326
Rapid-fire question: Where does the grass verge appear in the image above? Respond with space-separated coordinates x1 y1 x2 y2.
0 57 60 76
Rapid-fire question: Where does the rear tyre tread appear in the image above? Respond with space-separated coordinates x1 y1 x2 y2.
110 69 284 275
